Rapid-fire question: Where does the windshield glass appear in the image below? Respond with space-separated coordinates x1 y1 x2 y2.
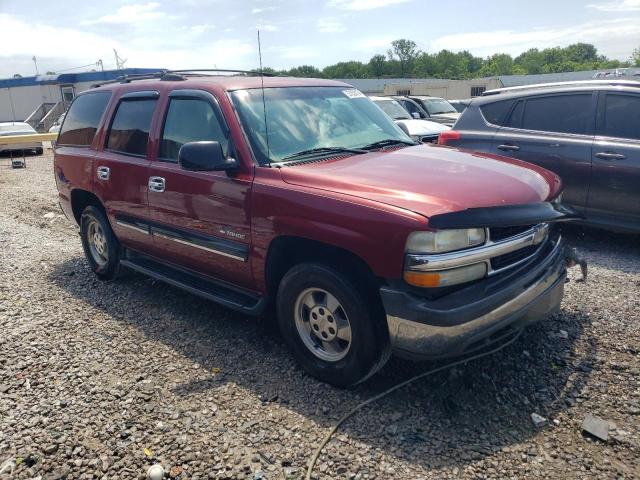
230 87 410 164
421 98 457 115
372 99 410 120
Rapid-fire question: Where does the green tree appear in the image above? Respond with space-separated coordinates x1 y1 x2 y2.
515 48 544 74
322 61 368 78
479 53 514 76
632 47 640 67
387 39 419 76
368 54 386 78
286 65 322 77
564 43 598 63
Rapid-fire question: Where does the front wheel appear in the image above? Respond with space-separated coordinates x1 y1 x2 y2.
277 263 390 387
80 206 121 280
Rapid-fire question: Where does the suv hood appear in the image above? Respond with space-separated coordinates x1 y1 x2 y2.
430 112 460 125
394 119 450 136
280 145 561 219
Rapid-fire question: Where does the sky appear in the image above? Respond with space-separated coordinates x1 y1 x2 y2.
1 0 639 78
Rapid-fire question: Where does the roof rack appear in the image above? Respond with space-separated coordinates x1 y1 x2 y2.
483 79 640 96
91 68 275 88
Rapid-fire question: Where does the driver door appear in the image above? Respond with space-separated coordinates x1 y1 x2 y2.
146 89 254 288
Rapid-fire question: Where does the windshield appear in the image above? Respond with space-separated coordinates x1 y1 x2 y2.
421 98 457 115
230 87 411 164
372 99 411 120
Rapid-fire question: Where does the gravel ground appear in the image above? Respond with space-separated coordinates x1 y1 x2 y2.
1 151 639 480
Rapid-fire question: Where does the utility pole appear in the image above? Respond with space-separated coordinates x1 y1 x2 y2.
32 56 39 75
113 49 127 70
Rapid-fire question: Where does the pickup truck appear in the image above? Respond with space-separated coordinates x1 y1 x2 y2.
54 71 576 387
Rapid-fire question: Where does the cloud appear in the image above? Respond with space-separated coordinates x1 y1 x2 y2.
328 0 410 10
317 18 346 33
252 6 278 14
0 13 256 77
587 0 640 11
354 36 395 50
428 18 640 59
256 23 279 32
183 24 215 34
81 2 165 25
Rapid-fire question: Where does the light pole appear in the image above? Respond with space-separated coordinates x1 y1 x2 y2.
32 56 39 75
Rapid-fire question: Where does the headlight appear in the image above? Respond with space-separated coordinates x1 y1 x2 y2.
405 228 486 254
404 263 487 288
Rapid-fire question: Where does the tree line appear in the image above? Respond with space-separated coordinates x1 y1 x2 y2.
263 41 640 79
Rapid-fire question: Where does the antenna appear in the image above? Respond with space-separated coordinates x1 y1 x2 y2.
258 30 271 166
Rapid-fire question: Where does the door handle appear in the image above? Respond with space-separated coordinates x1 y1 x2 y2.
148 176 165 192
595 152 626 161
497 144 520 152
96 166 110 180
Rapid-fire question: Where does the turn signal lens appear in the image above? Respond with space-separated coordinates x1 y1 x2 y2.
404 263 487 288
438 130 461 145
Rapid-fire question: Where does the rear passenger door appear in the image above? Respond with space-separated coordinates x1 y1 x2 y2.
588 91 640 228
93 91 159 252
492 93 596 212
146 89 254 288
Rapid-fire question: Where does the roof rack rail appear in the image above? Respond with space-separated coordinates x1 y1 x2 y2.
91 68 275 88
169 68 276 77
483 79 640 96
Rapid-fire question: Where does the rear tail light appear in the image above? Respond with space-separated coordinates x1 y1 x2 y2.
438 130 461 145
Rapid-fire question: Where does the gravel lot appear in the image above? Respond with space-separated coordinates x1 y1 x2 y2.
1 151 639 480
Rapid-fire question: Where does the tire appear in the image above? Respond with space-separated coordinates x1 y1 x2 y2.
277 263 391 387
80 206 121 281
35 147 43 155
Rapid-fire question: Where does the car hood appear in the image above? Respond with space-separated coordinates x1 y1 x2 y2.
279 145 561 219
394 119 450 136
431 112 460 123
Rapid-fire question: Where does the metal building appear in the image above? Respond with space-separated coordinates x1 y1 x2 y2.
0 68 162 131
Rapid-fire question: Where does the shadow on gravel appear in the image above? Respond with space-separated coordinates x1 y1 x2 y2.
49 254 596 471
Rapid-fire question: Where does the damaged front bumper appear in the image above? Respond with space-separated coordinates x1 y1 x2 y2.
381 235 566 359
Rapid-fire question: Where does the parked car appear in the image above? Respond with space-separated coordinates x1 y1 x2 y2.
438 80 640 233
370 96 450 143
408 96 461 126
388 95 430 119
449 99 471 113
54 72 576 387
0 122 43 155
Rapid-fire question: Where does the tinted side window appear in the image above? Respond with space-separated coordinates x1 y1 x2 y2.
505 100 524 128
480 100 514 126
106 99 157 156
58 92 111 146
159 98 228 161
521 94 592 135
601 93 640 141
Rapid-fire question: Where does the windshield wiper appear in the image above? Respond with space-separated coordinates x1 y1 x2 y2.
280 146 367 162
360 139 416 150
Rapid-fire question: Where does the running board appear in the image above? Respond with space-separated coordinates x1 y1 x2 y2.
120 251 265 316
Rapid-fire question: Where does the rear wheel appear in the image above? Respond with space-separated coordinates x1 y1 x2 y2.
35 147 43 155
80 206 121 280
277 263 390 387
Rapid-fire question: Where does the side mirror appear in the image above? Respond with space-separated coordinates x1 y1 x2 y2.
178 141 237 172
411 112 421 119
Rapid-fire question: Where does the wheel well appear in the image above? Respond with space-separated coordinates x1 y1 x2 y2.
70 189 104 225
265 236 382 301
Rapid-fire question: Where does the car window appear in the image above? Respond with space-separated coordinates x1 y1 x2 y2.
480 100 514 126
521 94 592 135
58 92 111 146
505 100 524 128
106 99 157 156
159 98 228 161
402 101 420 115
600 93 640 141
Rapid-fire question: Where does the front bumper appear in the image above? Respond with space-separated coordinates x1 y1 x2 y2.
0 141 43 152
381 236 566 359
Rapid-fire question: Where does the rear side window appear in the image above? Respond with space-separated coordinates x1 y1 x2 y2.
600 93 640 141
480 100 514 126
58 92 111 146
521 94 592 135
106 99 157 156
159 98 228 161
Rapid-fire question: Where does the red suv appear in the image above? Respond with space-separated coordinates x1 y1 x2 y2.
53 71 576 386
